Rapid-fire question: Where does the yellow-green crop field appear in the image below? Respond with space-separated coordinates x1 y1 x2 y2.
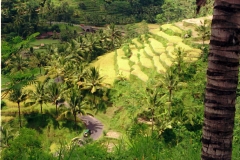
92 52 116 85
160 53 173 66
153 56 166 73
92 18 207 83
129 52 139 64
144 44 156 57
132 38 143 48
131 65 149 82
161 24 183 34
148 38 165 54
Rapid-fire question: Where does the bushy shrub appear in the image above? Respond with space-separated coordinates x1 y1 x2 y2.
78 2 87 10
1 128 52 160
182 29 192 38
51 25 60 33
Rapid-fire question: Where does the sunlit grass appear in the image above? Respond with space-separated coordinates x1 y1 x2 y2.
116 49 131 79
144 44 156 57
1 116 15 123
161 24 183 34
132 38 143 49
131 65 149 82
30 39 60 46
129 52 139 64
160 53 173 67
150 30 183 44
166 46 177 59
92 52 116 85
153 56 166 73
148 38 165 54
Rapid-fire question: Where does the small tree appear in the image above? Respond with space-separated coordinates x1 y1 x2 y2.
195 19 211 45
145 87 166 134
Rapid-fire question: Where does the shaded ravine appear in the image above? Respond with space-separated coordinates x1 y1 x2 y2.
78 115 104 140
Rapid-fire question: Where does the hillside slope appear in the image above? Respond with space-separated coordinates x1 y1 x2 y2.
92 16 212 84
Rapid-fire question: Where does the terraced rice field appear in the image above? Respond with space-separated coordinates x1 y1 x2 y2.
92 17 207 84
91 52 116 85
161 24 183 34
116 49 131 79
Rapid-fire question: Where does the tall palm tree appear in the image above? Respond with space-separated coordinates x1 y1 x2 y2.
9 88 27 128
106 23 122 50
28 79 49 114
1 73 36 99
45 82 63 116
6 53 29 74
66 86 87 128
34 51 48 75
78 67 109 111
45 53 66 78
197 0 240 159
13 15 23 35
46 0 55 26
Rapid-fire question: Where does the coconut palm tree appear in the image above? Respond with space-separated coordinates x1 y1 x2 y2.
195 19 211 45
45 82 63 116
156 67 179 116
78 67 109 111
197 0 240 159
145 87 166 134
63 60 87 89
6 53 29 74
174 47 187 76
65 86 87 128
106 23 122 50
13 15 24 35
34 51 48 75
45 53 66 78
9 88 27 128
1 73 36 99
158 67 178 104
28 79 49 114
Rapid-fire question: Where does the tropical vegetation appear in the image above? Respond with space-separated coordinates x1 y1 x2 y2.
1 0 240 160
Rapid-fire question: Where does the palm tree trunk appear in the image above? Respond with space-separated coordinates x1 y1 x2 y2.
169 89 172 103
55 102 58 116
74 111 77 129
40 103 43 114
201 1 240 159
168 89 172 114
18 102 22 128
39 66 42 75
151 109 154 135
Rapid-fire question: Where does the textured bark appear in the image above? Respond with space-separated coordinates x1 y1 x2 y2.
201 0 240 159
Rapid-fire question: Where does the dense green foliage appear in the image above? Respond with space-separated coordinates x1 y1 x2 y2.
1 0 240 159
1 128 52 160
1 0 213 38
